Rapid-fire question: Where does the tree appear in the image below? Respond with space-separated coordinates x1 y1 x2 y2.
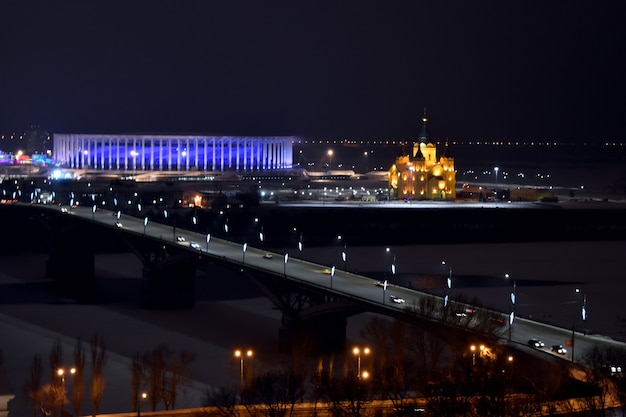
89 332 107 417
142 345 168 411
48 339 65 417
321 372 371 417
72 335 86 417
139 344 196 411
24 353 43 417
245 370 304 417
48 339 63 388
131 352 143 413
164 349 196 409
203 386 240 417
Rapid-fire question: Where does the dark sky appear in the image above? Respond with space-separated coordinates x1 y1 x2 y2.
1 1 625 142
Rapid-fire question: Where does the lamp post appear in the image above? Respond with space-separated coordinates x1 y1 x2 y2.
442 261 452 309
571 288 588 363
284 253 289 277
576 288 588 336
385 246 397 285
470 344 485 367
330 265 335 288
234 349 253 389
206 233 211 251
57 367 76 414
363 151 368 173
327 149 333 171
137 391 147 417
338 236 347 271
494 166 499 202
506 273 516 341
352 347 370 379
298 233 303 254
143 217 148 235
242 242 247 267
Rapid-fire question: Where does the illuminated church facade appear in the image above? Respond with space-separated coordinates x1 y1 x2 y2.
388 115 456 200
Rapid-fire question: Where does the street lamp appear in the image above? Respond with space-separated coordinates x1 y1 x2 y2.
470 344 485 367
242 242 247 267
327 149 333 171
137 391 147 417
352 347 370 379
363 151 368 173
576 288 588 335
442 261 452 308
571 288 588 362
505 273 516 341
234 349 253 389
494 166 499 202
57 367 76 414
338 236 347 271
284 253 289 277
298 233 303 253
330 265 335 288
143 216 148 235
206 233 211 251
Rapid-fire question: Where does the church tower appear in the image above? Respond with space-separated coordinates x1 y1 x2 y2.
389 112 456 200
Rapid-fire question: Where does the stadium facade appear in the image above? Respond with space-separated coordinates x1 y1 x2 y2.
52 134 294 172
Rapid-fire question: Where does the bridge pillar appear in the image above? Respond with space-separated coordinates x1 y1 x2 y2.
279 315 347 353
140 254 197 308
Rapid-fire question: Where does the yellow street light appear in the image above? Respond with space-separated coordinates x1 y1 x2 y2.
235 349 253 388
138 392 148 417
353 347 370 379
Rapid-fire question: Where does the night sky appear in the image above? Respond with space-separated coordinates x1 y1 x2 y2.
1 1 625 142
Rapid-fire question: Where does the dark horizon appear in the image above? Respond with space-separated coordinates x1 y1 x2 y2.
2 2 626 143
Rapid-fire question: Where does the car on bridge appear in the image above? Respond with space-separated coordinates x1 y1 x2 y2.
176 236 186 242
528 339 545 348
390 295 405 304
190 242 201 250
551 344 567 354
263 253 273 259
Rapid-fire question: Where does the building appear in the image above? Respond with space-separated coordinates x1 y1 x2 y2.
388 115 456 200
52 134 295 172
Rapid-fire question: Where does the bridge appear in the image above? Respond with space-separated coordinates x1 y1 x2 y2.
3 202 624 368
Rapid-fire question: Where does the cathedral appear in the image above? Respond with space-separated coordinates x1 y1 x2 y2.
388 114 456 200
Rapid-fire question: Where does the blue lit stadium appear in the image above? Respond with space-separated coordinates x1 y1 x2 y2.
53 134 295 172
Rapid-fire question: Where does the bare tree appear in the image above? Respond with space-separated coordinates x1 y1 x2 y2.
23 353 43 417
48 338 63 387
72 335 86 417
39 384 67 417
245 370 304 417
164 349 196 409
321 372 371 417
89 332 107 417
142 345 168 411
203 386 240 417
48 339 66 417
131 352 143 413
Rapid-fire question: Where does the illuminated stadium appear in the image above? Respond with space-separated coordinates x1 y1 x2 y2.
52 134 295 172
